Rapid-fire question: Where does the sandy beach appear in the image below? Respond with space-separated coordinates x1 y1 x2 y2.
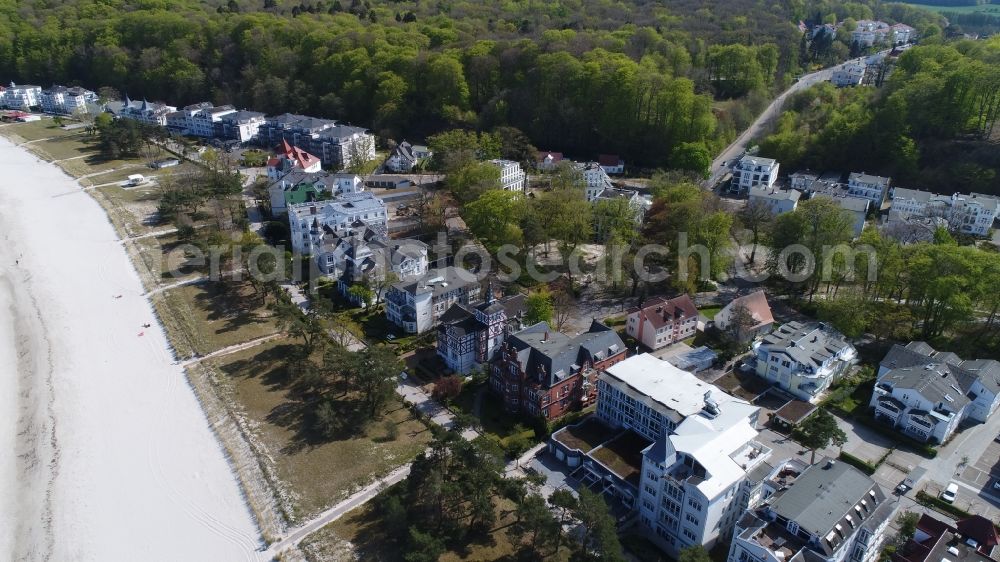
0 136 264 560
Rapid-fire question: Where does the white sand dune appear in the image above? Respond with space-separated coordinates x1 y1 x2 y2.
0 137 264 561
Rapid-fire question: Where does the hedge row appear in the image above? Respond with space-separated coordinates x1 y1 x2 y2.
915 490 973 519
838 451 877 475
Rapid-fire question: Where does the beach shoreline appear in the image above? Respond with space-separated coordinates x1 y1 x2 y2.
0 135 267 561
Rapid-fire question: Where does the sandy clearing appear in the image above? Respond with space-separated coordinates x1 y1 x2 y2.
0 137 265 561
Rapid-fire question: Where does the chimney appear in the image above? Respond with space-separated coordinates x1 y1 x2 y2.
542 331 548 342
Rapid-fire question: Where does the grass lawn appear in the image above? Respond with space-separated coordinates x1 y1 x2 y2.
303 493 568 562
209 338 433 519
700 306 722 320
60 154 137 178
24 134 96 161
154 280 280 358
0 119 83 142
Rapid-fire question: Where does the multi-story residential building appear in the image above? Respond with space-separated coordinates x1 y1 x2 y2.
731 155 779 194
888 187 933 217
749 186 801 215
114 96 177 127
752 322 858 402
311 223 428 305
890 189 999 237
947 192 1000 236
728 459 894 562
257 113 376 170
537 151 564 170
625 295 699 351
287 191 387 254
385 266 482 334
491 320 626 419
39 85 97 114
832 63 866 87
267 170 364 215
218 110 266 143
586 354 770 555
890 23 915 45
599 153 625 175
847 172 890 206
437 288 526 373
2 83 42 110
892 514 999 562
267 140 323 180
576 161 616 201
715 291 774 343
191 104 237 138
870 342 1000 444
852 20 893 46
592 187 647 241
489 159 528 191
789 171 820 191
813 193 870 238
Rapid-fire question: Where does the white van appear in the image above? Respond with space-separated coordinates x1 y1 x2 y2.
941 482 959 503
126 174 144 187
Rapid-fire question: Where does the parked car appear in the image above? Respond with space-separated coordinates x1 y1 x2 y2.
941 482 959 503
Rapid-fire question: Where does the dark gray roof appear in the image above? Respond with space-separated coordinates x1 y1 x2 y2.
769 460 884 550
392 266 479 297
881 342 936 371
506 320 625 389
879 343 1000 397
879 363 970 409
759 322 853 370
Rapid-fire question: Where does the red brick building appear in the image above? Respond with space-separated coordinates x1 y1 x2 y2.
490 320 627 419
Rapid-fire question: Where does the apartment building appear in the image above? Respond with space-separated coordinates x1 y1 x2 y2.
728 459 894 562
385 267 482 334
287 191 388 254
491 320 626 418
749 186 801 215
847 172 890 206
870 342 1000 443
218 110 266 143
257 113 376 171
731 155 779 194
592 187 647 241
39 85 97 115
576 161 615 201
752 322 858 402
625 295 699 351
590 354 769 556
489 159 528 191
1 83 42 110
889 189 999 237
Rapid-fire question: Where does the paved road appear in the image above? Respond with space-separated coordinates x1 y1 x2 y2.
705 54 887 189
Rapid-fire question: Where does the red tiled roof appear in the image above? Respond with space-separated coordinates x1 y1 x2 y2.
598 154 621 167
537 151 563 163
958 516 1000 552
730 290 774 329
630 295 698 330
273 141 321 171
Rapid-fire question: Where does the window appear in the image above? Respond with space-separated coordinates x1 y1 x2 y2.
682 528 697 541
687 498 703 512
685 513 700 526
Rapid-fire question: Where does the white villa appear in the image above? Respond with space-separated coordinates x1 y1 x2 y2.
752 322 858 402
39 85 97 115
749 186 801 215
889 188 1000 237
385 266 482 334
489 159 528 191
114 96 177 127
846 172 890 206
731 155 779 194
166 103 237 138
577 161 616 201
870 342 1000 444
728 460 894 562
287 192 387 254
1 83 42 110
831 63 865 87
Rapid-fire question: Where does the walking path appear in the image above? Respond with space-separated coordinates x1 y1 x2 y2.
179 333 284 367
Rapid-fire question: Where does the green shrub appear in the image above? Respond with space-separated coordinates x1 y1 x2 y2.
838 451 876 475
915 491 972 519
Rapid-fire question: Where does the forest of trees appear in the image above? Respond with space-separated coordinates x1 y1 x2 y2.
758 36 1000 194
0 0 941 168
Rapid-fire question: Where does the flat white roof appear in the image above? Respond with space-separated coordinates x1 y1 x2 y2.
603 354 713 416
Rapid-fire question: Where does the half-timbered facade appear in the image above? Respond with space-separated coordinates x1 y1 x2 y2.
490 320 627 419
436 290 526 374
